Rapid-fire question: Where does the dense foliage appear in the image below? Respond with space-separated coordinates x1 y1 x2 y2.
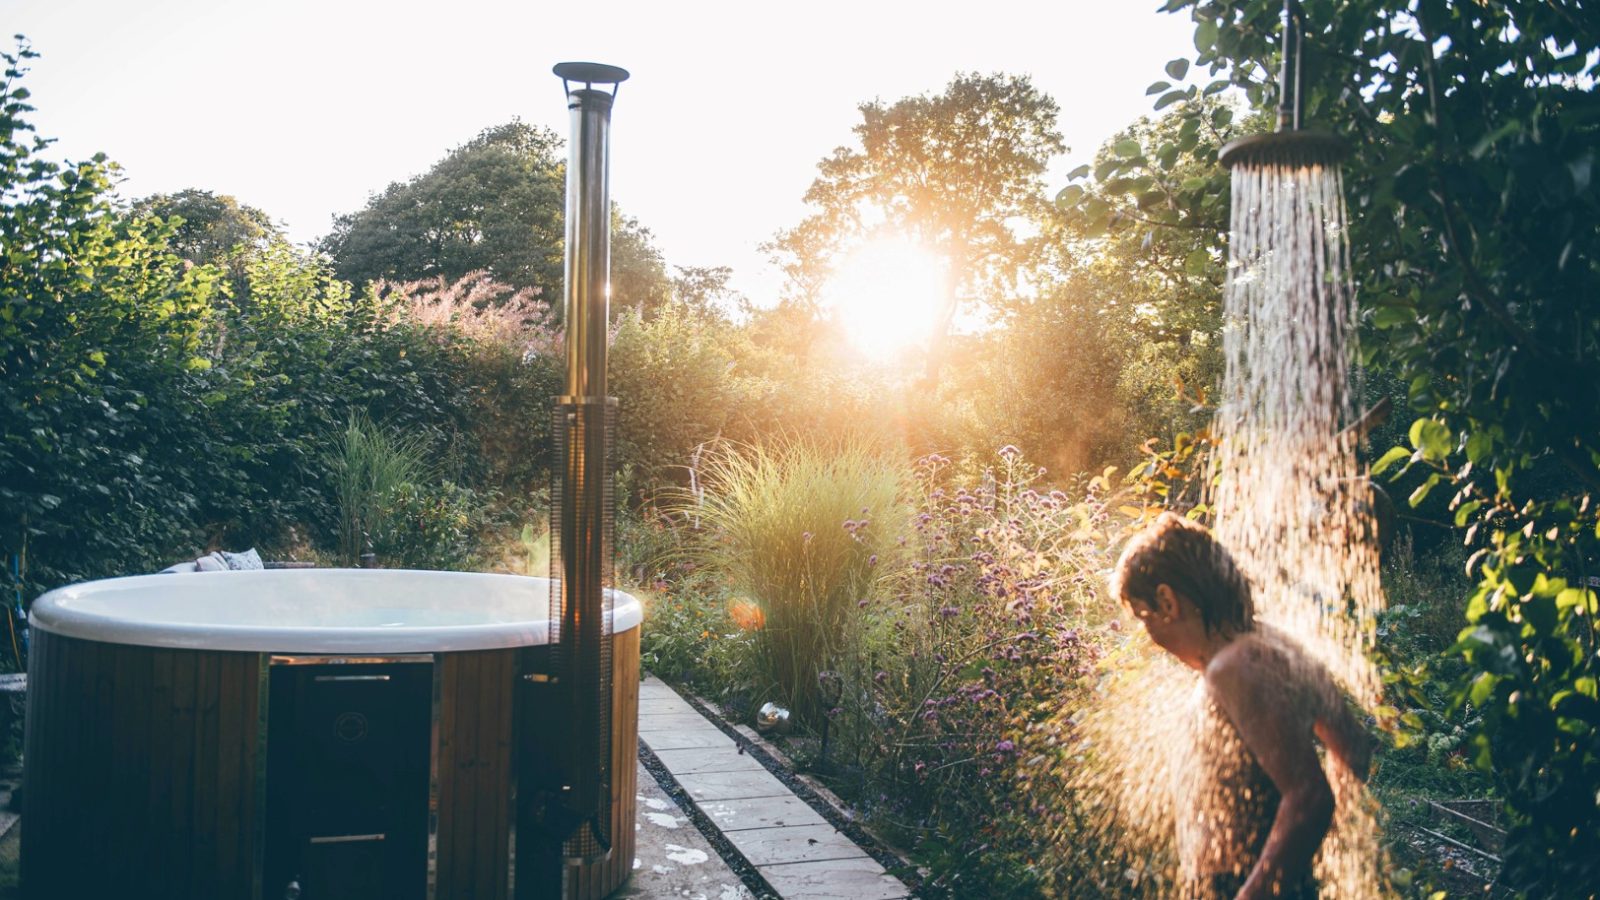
1059 1 1600 890
0 45 565 601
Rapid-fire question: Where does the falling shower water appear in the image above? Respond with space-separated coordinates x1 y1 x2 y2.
1211 1 1387 895
1058 3 1389 896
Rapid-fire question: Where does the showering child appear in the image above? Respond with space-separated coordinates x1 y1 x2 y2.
1110 512 1373 900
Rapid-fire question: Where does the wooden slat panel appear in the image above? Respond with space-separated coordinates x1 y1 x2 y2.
145 648 176 898
435 653 459 894
215 652 247 897
452 650 479 898
191 650 221 898
169 644 199 897
109 642 148 888
433 648 526 900
20 627 50 883
477 650 512 900
569 625 640 900
22 635 261 900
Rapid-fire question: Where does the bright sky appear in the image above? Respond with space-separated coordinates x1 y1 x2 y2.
7 0 1198 306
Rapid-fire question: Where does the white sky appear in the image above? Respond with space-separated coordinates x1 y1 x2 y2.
6 0 1198 306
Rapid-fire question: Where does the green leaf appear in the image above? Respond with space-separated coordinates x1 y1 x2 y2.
1469 672 1501 706
1409 418 1452 462
1154 90 1187 111
1409 472 1442 507
1522 594 1557 636
1465 430 1493 464
1194 20 1218 54
1055 184 1085 208
1115 139 1142 158
1556 588 1590 612
1372 446 1411 475
1453 500 1483 527
1184 249 1209 276
1066 163 1090 180
1146 80 1172 96
1165 58 1190 80
1369 302 1408 328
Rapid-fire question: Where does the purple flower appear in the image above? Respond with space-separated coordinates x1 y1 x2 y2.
868 554 878 567
802 531 813 544
998 445 1021 461
995 739 1016 753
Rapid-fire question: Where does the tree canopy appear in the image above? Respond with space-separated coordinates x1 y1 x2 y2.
319 120 671 317
131 189 278 268
770 72 1064 383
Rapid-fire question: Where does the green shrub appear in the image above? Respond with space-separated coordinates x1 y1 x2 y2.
639 581 760 701
840 448 1120 896
682 438 906 723
372 479 486 571
0 42 225 595
609 302 743 501
328 414 432 564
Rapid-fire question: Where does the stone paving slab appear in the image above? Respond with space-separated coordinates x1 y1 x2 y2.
621 759 753 900
697 795 829 833
638 676 910 899
638 714 723 732
651 747 768 776
638 704 699 716
640 728 738 752
723 824 868 867
758 857 910 900
675 769 792 802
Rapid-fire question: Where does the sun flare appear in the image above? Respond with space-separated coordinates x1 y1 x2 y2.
823 236 948 359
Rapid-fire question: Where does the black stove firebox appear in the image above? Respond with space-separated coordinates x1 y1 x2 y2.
263 660 432 900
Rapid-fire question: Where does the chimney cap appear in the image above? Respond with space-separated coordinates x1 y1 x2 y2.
554 62 630 93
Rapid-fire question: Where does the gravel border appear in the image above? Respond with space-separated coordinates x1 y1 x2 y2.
664 687 924 896
636 738 780 900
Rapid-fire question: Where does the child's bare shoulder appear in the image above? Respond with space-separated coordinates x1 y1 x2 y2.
1205 630 1322 711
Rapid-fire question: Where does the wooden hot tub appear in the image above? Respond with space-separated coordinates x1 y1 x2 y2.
23 569 641 900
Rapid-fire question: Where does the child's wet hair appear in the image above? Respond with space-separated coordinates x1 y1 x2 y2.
1110 512 1254 635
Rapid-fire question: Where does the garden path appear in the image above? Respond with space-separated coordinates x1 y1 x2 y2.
638 677 911 900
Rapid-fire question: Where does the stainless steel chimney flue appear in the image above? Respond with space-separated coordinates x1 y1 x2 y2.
537 60 629 871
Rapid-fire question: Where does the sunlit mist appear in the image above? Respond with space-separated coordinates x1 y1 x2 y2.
823 236 948 359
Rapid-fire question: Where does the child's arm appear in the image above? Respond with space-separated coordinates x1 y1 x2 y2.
1208 641 1334 900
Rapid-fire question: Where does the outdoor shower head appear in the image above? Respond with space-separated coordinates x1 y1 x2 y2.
1220 129 1346 169
1218 0 1347 169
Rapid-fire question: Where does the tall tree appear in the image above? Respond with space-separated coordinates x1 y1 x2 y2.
770 72 1065 384
133 189 280 301
319 121 566 297
131 189 278 268
319 120 672 316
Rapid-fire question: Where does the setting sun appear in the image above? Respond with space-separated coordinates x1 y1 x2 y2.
823 236 949 358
